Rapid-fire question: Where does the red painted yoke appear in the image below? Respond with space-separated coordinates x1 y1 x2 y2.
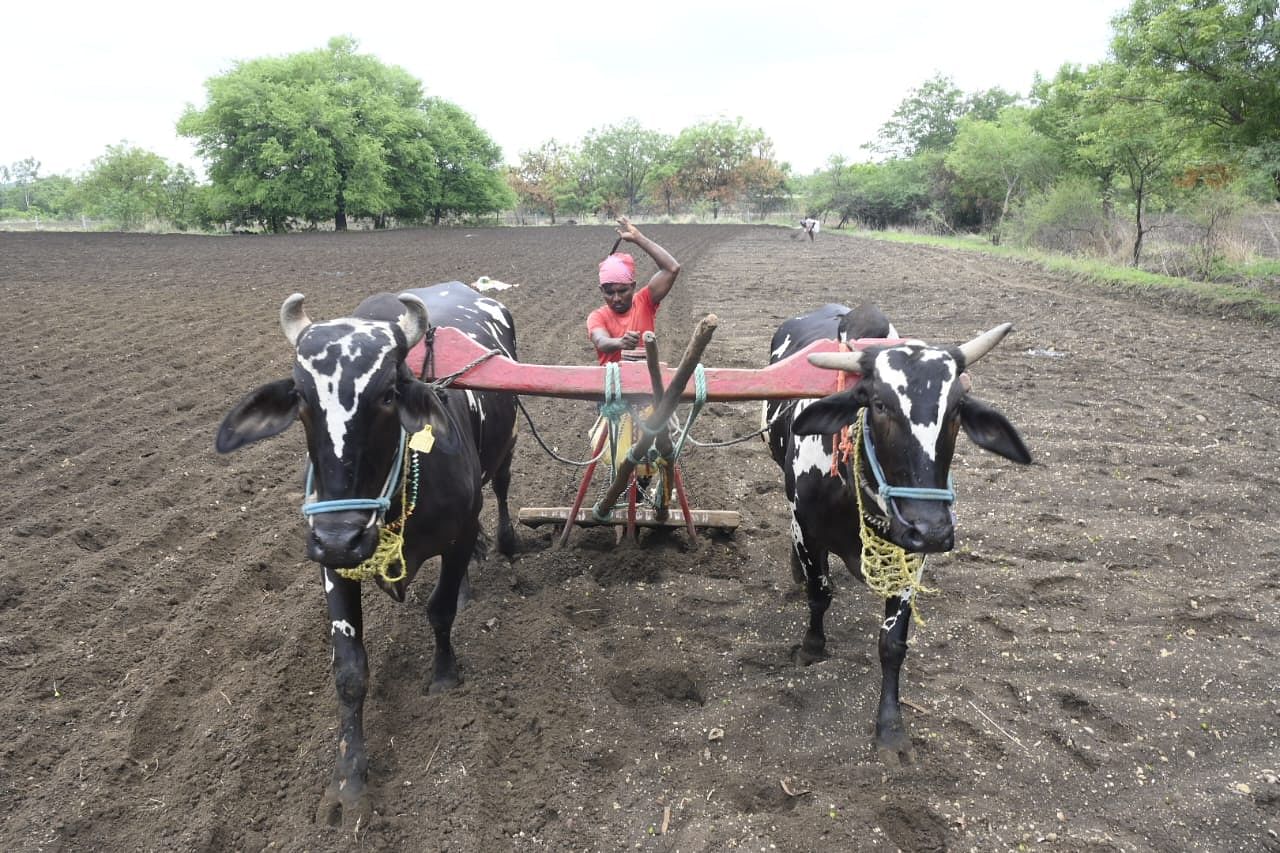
410 326 903 402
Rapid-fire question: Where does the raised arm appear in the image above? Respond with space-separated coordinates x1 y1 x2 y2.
616 216 680 305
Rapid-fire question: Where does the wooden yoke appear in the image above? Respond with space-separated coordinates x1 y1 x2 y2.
415 326 904 402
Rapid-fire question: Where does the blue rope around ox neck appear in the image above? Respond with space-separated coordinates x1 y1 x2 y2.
859 409 955 504
301 429 408 517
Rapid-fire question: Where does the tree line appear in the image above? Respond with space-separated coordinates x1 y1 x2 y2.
802 0 1280 271
4 0 1278 274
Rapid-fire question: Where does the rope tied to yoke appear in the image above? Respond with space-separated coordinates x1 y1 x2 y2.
589 361 708 520
850 414 933 626
830 343 856 477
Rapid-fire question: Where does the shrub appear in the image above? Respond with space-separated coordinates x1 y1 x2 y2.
1005 178 1116 256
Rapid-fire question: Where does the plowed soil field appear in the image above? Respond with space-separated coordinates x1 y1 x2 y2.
2 226 1277 852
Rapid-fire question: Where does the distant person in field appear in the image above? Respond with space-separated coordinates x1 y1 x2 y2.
587 216 681 364
800 217 820 241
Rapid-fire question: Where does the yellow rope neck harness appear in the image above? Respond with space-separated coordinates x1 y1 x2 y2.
849 414 933 625
333 437 421 584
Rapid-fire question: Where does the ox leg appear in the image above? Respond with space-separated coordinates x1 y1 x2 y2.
426 526 477 692
491 442 517 559
875 592 914 760
316 568 373 827
793 528 833 665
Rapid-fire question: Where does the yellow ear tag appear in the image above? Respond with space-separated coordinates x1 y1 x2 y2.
408 424 435 454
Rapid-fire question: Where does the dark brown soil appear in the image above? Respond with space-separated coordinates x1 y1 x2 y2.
2 227 1277 853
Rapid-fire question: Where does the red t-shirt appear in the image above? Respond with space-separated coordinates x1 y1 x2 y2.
586 286 659 364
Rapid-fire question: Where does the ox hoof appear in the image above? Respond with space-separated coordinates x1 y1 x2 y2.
790 642 829 666
497 525 518 559
316 780 372 828
875 725 915 766
429 671 463 694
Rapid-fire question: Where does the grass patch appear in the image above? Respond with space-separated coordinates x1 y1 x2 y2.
831 227 1280 325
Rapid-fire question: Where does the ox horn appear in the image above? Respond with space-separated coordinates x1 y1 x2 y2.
958 322 1014 368
807 350 866 372
280 293 311 346
396 292 430 348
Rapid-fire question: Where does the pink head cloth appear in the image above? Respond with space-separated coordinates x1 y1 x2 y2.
598 252 636 285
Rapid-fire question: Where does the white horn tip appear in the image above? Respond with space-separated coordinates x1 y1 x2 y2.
396 292 430 348
808 352 863 371
280 293 310 346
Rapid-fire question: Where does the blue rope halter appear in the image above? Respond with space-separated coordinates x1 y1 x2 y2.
301 429 408 518
859 408 955 504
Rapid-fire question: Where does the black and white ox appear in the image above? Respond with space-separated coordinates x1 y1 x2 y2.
765 303 1031 759
215 282 518 824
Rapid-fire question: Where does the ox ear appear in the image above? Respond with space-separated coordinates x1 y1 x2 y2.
396 377 462 454
957 397 1032 464
791 388 866 436
216 379 300 453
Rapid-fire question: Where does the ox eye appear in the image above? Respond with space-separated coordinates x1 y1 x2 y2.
381 388 396 406
871 398 887 414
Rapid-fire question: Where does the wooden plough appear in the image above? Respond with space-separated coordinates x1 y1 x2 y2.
413 314 895 546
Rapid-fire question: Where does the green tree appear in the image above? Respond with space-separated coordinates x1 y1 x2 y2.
579 119 667 214
670 118 768 218
837 158 934 229
8 158 41 211
421 99 515 224
1079 64 1195 265
508 140 575 224
30 174 79 219
163 164 208 231
739 141 791 217
803 155 850 221
963 86 1024 122
945 107 1059 241
1112 0 1280 197
644 157 681 218
179 36 506 231
1030 64 1122 215
871 73 966 157
77 143 171 229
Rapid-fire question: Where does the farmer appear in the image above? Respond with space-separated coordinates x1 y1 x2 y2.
586 216 682 488
800 217 820 241
587 216 681 365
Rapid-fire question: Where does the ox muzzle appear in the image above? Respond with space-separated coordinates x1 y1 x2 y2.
300 430 407 568
858 410 957 553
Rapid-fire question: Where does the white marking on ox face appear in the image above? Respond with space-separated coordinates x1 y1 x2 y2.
771 334 793 361
296 320 397 460
331 619 356 637
873 345 958 463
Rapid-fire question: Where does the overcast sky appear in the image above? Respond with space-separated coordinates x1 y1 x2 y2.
4 0 1131 180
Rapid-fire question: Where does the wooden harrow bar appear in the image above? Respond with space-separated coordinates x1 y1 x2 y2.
411 315 899 546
